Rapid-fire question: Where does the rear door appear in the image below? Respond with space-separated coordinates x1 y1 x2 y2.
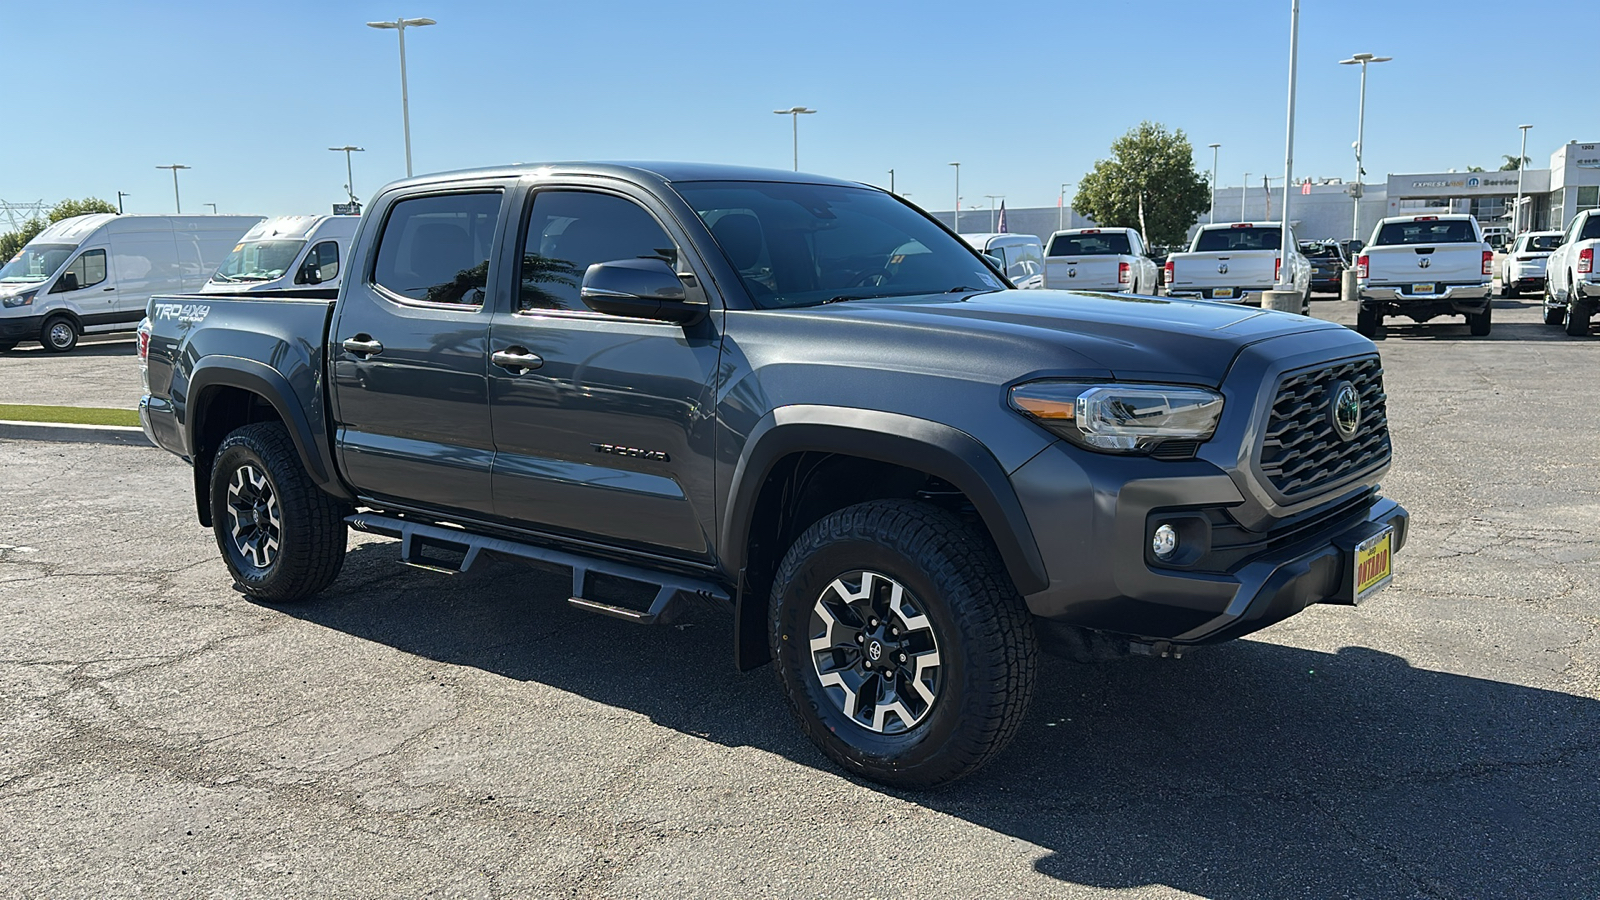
485 182 723 561
330 186 509 517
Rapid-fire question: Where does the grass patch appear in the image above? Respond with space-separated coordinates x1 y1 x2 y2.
0 403 140 427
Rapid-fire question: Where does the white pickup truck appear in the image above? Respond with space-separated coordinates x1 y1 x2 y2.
1163 222 1310 312
1356 214 1493 337
1545 209 1600 335
1043 227 1159 294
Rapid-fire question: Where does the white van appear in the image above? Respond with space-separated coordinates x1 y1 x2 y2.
201 215 359 294
959 232 1046 289
0 214 261 352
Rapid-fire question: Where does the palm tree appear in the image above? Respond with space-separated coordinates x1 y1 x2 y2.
1499 154 1531 172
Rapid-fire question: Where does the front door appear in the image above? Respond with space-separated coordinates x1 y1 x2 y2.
487 185 722 561
330 188 507 517
48 247 116 327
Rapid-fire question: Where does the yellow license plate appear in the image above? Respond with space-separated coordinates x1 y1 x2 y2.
1354 529 1393 603
1411 283 1435 295
1213 287 1235 299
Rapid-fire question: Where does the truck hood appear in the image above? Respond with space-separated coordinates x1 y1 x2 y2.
779 289 1347 387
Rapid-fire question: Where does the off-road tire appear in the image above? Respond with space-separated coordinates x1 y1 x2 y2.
770 499 1037 788
1355 306 1380 338
1468 304 1492 337
1565 283 1590 336
210 422 347 602
40 315 77 353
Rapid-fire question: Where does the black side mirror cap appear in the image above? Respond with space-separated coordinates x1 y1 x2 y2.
580 258 704 324
51 272 79 293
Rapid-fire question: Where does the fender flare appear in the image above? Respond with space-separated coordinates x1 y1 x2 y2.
185 357 348 500
722 405 1049 596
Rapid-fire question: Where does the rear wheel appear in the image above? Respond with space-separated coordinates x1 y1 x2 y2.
1468 304 1492 336
1503 283 1518 298
1566 292 1591 337
1355 306 1380 338
770 500 1036 788
1544 301 1565 327
40 315 77 353
210 422 348 602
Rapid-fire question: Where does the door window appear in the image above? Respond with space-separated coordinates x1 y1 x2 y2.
519 191 678 311
298 240 341 284
372 192 502 305
50 249 107 293
1004 241 1043 281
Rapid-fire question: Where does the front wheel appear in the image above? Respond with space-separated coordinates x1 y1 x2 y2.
210 422 348 602
770 500 1036 788
40 315 77 353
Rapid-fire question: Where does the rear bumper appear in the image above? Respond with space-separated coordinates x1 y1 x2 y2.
1361 282 1491 315
1507 275 1545 290
1166 288 1269 306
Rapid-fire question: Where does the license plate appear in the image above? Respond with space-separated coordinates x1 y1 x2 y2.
1411 283 1435 295
1353 528 1394 603
1213 287 1235 299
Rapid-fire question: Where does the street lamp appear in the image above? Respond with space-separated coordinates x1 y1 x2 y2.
1208 143 1221 224
330 145 367 204
204 203 217 214
116 191 130 214
367 16 436 177
887 169 895 194
772 107 816 171
1059 182 1071 231
1241 173 1249 222
1275 0 1303 290
155 164 190 214
1339 51 1391 241
984 195 1004 232
1514 124 1532 235
948 162 961 232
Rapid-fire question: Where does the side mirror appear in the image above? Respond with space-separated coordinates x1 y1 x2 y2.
299 260 323 285
580 258 704 324
983 252 1004 269
52 272 79 293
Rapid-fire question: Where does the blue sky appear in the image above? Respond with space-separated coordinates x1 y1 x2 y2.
5 0 1586 219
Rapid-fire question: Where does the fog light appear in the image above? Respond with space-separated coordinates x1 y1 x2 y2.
1152 524 1178 560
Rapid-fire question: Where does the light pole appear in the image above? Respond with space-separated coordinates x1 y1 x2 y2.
1339 52 1392 241
1208 143 1221 223
985 195 1003 231
1059 182 1071 231
155 165 190 214
1241 173 1249 221
330 146 366 203
1514 123 1532 235
772 107 816 171
116 191 129 214
367 17 436 177
204 203 217 214
949 162 961 232
1275 0 1302 290
887 169 895 194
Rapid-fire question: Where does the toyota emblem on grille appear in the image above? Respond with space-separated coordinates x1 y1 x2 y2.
1418 257 1431 269
1330 381 1361 441
1217 263 1229 274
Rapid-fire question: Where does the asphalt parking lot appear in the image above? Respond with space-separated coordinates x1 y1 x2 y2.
2 296 1597 899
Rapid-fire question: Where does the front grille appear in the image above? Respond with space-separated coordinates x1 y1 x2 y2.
1259 357 1390 498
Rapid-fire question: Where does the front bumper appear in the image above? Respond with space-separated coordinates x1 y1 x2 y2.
1010 444 1408 645
0 313 44 340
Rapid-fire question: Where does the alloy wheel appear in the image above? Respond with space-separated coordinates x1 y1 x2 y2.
808 570 943 734
226 463 282 568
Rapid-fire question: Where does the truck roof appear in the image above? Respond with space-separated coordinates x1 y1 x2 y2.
384 161 867 193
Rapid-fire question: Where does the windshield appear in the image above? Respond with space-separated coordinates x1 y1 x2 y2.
213 239 305 282
1374 220 1477 245
674 181 1005 308
1526 235 1563 252
0 243 76 284
1047 232 1131 256
1194 227 1281 252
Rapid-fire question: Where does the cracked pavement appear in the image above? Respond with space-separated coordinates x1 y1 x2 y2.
1 297 1597 898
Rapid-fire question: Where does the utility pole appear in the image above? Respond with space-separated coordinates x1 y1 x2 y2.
155 165 190 214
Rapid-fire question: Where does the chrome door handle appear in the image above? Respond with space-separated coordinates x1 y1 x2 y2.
341 336 384 357
492 348 543 373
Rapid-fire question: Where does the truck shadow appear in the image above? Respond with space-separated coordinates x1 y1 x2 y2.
1379 321 1572 343
281 541 1600 898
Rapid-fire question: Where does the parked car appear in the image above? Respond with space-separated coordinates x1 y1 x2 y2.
1355 214 1493 337
1545 209 1600 334
1042 227 1159 294
1163 222 1311 312
1301 240 1349 294
959 232 1046 288
140 161 1407 788
201 215 359 295
0 214 261 352
1498 231 1562 299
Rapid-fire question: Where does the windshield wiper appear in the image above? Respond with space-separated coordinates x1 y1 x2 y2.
230 274 272 282
212 272 236 282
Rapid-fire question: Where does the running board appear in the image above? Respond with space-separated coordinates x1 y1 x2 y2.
345 512 729 625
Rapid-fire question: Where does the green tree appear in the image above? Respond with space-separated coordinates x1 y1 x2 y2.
0 197 118 262
1499 154 1530 171
1466 165 1486 173
1072 122 1211 247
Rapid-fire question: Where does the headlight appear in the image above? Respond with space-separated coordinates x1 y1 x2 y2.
2 290 37 308
1008 381 1224 453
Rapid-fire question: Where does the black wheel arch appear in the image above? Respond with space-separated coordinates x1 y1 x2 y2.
184 358 351 526
724 406 1049 670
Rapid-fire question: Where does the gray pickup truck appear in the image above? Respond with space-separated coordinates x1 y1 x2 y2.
140 162 1408 787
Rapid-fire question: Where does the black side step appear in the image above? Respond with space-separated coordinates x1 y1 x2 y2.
345 512 730 625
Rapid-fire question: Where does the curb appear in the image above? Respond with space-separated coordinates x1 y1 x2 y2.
0 419 154 447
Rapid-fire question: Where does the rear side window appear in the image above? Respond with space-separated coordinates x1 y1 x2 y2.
519 191 677 312
1528 235 1564 252
1048 232 1131 256
1193 227 1281 252
373 192 502 305
1374 220 1478 245
52 249 107 292
1582 217 1600 242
